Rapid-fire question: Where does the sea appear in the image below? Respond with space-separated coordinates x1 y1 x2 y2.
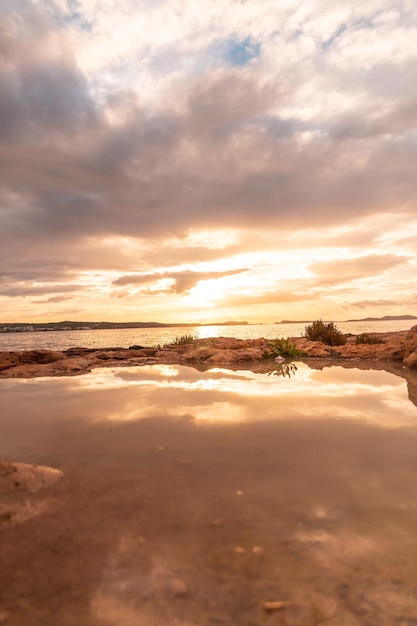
0 319 414 352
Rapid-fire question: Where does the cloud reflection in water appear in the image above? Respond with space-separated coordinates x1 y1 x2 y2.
3 362 412 429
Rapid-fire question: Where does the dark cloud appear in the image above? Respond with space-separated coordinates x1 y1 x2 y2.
0 282 84 298
0 2 95 142
350 299 398 309
112 273 158 287
113 268 248 293
308 255 409 286
32 295 74 304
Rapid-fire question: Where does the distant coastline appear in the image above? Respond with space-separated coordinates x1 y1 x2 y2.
1 316 416 334
0 320 249 334
278 315 417 324
345 315 417 322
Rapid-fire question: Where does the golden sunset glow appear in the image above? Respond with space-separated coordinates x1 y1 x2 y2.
55 364 416 428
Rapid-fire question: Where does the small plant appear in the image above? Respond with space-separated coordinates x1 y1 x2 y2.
304 320 347 346
263 337 305 359
164 333 198 347
356 333 384 345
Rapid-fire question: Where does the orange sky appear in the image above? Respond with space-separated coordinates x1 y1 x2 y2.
1 0 416 323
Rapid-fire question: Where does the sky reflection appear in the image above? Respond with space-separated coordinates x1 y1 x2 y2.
2 366 417 625
1 363 416 431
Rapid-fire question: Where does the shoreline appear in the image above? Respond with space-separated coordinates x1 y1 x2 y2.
1 326 417 378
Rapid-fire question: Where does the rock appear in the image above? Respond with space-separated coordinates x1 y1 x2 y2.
261 600 291 611
0 331 412 378
0 462 63 529
182 346 214 361
166 577 188 597
0 349 65 372
293 333 406 361
0 461 63 494
404 325 417 368
293 339 333 358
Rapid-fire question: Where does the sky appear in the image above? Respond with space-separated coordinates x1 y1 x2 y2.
1 0 416 324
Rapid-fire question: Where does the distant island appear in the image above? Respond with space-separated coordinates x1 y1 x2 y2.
346 315 417 322
0 320 249 333
278 315 417 324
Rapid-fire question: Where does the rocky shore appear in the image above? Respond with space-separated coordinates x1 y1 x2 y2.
1 325 417 378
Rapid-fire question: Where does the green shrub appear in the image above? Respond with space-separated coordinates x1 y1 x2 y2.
356 333 384 345
263 337 305 359
164 333 197 347
304 320 347 346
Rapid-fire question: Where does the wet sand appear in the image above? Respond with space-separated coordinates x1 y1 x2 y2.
1 365 417 625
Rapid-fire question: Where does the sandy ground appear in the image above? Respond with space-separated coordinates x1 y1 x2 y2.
2 407 417 626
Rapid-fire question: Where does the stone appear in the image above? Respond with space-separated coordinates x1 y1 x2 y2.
261 600 291 611
0 461 63 494
166 577 188 597
0 349 64 372
404 325 417 369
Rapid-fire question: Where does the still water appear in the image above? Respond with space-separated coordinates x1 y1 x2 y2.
0 319 414 352
1 362 417 625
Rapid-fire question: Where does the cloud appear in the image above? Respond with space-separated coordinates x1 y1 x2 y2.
0 2 95 142
1 1 416 255
0 0 416 321
112 274 157 288
0 282 85 298
32 295 75 304
350 299 397 309
222 291 317 308
308 254 409 286
113 268 248 293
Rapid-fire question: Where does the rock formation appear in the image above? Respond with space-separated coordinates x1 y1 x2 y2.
0 328 415 379
404 325 417 369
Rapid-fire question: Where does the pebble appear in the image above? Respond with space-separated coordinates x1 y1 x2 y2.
167 577 188 597
210 518 224 527
261 600 290 611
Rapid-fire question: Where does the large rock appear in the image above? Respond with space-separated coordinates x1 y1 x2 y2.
293 333 406 361
181 340 266 364
0 349 64 372
404 325 417 369
293 338 334 358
